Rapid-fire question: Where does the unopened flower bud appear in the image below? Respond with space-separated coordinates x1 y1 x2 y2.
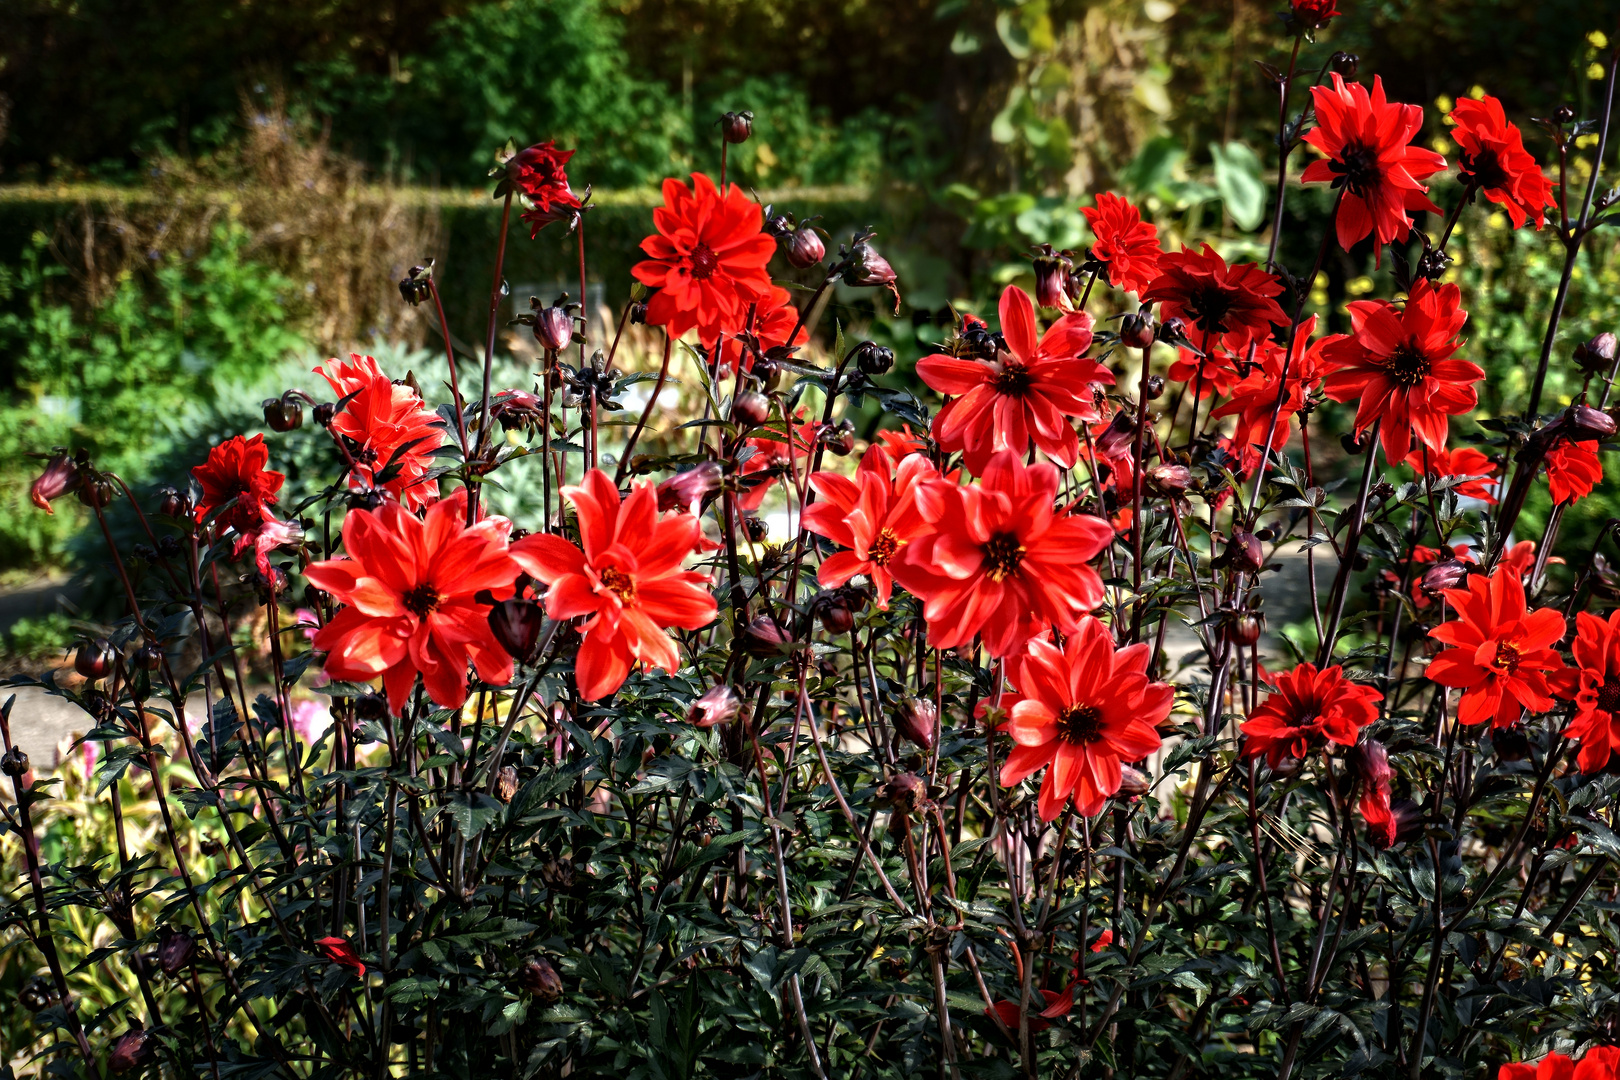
1568 404 1617 441
881 771 927 815
157 487 189 519
731 391 771 428
657 463 724 513
1094 411 1136 458
135 643 164 671
1341 430 1370 455
495 765 519 803
1555 106 1576 124
783 225 826 269
1117 764 1151 797
514 957 564 1004
109 1027 156 1073
842 242 897 287
488 598 545 663
741 615 793 657
29 454 80 514
77 472 113 508
1032 250 1072 310
1223 531 1266 574
814 591 857 635
854 341 894 376
399 264 434 306
819 420 856 457
76 638 116 681
1330 52 1359 79
156 928 195 976
687 685 741 729
1148 463 1192 497
1574 332 1618 375
894 697 939 752
263 393 303 433
1224 610 1264 647
1492 726 1531 762
1119 311 1156 351
314 402 337 427
534 303 574 353
742 515 770 544
1347 739 1393 789
1 746 29 778
1421 559 1468 596
719 111 754 144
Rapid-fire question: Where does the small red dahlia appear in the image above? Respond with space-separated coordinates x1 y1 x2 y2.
1408 444 1499 504
316 354 446 511
1142 245 1288 355
1082 192 1162 296
192 434 284 537
1546 437 1603 505
1451 95 1556 230
1565 609 1620 773
1241 662 1382 768
804 444 943 609
1426 565 1569 728
506 141 582 236
1290 0 1341 31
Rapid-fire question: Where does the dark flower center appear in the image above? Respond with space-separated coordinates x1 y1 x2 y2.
1329 141 1383 196
981 532 1027 582
403 584 441 618
1596 676 1620 714
1383 345 1432 387
994 359 1033 396
1056 703 1104 745
1460 149 1509 192
1184 286 1235 337
869 527 901 566
600 567 637 604
689 243 721 281
1493 639 1521 675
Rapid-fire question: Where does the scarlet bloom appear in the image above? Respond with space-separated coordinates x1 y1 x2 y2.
1166 344 1245 397
804 445 942 608
1546 438 1603 505
192 434 284 536
29 453 80 513
317 354 446 511
1565 610 1620 773
1082 192 1162 296
1452 95 1556 230
1241 663 1382 767
1290 0 1341 30
1322 279 1483 460
1501 1046 1620 1080
891 451 1114 658
1090 928 1114 953
1408 443 1500 503
632 173 777 341
1214 315 1338 468
1349 739 1397 849
987 990 1068 1034
994 618 1170 819
1427 565 1569 728
315 937 366 979
916 284 1110 475
307 489 519 715
511 470 717 702
1141 245 1287 355
507 141 582 235
1302 75 1446 259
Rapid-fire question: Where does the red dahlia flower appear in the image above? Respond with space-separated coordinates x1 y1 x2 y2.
1213 315 1338 468
631 173 777 341
705 285 807 376
1141 245 1287 355
804 445 943 609
994 618 1171 819
1426 565 1569 728
1565 609 1620 773
315 937 367 979
1241 662 1382 768
317 354 446 511
916 284 1110 476
307 490 520 715
510 470 717 702
1302 75 1446 259
1546 438 1603 505
1451 95 1556 230
1501 1046 1620 1080
890 450 1113 658
192 434 285 536
1322 279 1483 461
1290 0 1341 30
506 141 582 236
1348 739 1398 848
1082 192 1162 296
1166 344 1245 397
1408 444 1499 503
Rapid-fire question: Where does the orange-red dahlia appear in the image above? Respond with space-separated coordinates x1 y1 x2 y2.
804 445 942 608
1565 609 1620 773
307 489 520 715
510 470 717 701
1546 438 1603 505
632 173 777 341
1321 279 1483 461
1290 0 1341 30
1302 75 1446 259
192 434 284 536
316 354 446 511
1408 444 1499 504
1213 315 1338 468
1452 95 1556 230
1500 1046 1620 1080
1240 662 1382 768
1141 245 1287 355
916 284 1109 476
1082 192 1162 296
994 618 1170 819
1426 565 1569 728
507 141 582 236
889 450 1113 658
